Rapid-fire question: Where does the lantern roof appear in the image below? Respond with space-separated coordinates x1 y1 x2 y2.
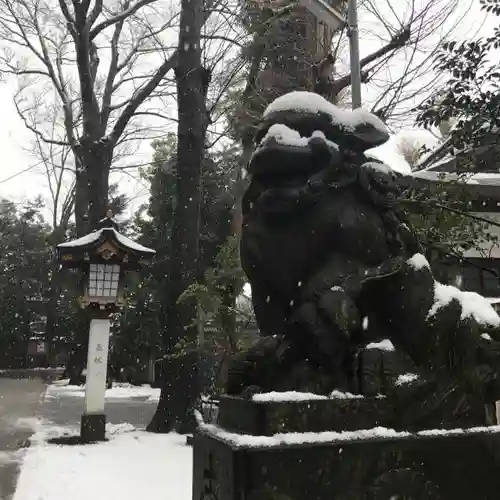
57 213 155 263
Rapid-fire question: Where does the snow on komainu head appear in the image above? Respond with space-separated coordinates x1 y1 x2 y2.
261 91 395 175
260 124 339 150
361 161 393 175
407 253 500 327
263 91 388 135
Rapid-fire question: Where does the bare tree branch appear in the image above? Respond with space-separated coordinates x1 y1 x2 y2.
100 17 125 127
58 0 75 27
110 0 219 143
330 26 411 96
87 0 103 28
89 0 157 40
14 91 70 147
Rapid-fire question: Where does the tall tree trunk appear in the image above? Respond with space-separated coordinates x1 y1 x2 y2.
45 252 62 368
147 0 205 434
75 140 113 233
74 165 89 237
64 142 113 384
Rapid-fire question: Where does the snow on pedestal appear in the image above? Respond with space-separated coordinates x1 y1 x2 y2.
197 410 500 449
252 391 328 403
365 339 395 352
252 390 363 403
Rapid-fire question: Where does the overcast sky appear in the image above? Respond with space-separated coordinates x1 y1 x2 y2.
0 1 495 218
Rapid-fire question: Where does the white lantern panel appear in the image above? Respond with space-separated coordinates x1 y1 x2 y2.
88 263 121 299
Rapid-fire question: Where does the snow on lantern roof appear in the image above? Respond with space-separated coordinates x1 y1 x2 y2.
263 91 388 135
57 227 155 257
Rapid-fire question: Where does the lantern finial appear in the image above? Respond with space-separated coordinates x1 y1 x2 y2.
98 210 119 230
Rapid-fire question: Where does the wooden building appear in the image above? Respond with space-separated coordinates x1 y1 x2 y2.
411 159 500 305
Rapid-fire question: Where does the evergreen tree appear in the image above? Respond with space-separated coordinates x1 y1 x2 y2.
416 0 500 170
0 198 52 368
409 0 500 270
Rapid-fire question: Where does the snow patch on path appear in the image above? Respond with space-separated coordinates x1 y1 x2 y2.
46 382 160 401
13 421 191 500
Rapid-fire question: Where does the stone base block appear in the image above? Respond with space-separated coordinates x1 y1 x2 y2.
81 413 106 443
193 427 500 500
218 394 391 435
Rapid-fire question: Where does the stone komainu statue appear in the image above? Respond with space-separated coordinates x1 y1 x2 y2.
228 92 500 419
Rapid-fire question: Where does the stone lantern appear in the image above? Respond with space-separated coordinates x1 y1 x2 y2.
57 212 155 442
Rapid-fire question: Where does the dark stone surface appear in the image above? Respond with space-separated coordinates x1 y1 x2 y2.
230 91 500 410
218 395 391 436
48 435 93 446
193 428 500 500
234 93 421 396
80 413 106 443
209 91 500 500
193 392 500 499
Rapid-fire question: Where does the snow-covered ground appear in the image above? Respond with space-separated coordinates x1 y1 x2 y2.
47 380 160 402
13 422 191 500
13 376 500 500
12 381 190 500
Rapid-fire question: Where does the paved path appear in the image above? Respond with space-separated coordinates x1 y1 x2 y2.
1 372 158 500
40 389 158 430
0 376 45 500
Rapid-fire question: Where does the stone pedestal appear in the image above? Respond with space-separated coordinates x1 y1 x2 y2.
81 413 106 443
218 394 391 435
193 395 500 500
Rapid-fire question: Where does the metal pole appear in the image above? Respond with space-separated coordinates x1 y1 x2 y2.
347 0 362 109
